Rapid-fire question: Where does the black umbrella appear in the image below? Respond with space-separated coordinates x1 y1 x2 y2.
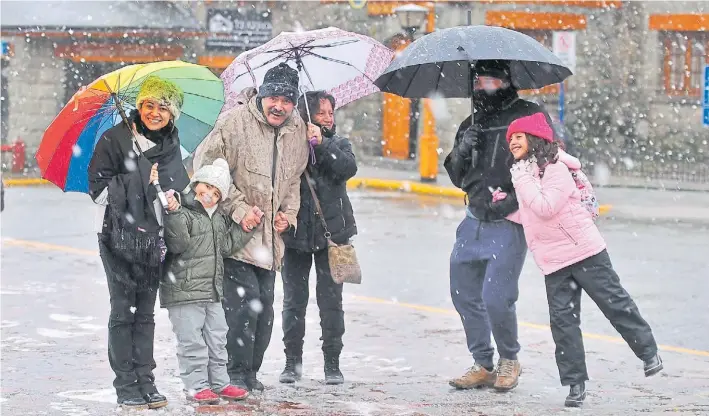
374 25 572 100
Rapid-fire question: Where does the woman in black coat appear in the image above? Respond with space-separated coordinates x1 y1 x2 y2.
279 91 357 385
87 76 189 410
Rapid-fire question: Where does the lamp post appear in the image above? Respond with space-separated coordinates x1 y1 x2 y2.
394 4 428 160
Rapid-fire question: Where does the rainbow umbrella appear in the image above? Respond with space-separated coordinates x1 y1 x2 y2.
36 60 224 193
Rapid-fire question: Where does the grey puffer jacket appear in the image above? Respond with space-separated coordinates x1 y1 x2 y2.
160 194 253 308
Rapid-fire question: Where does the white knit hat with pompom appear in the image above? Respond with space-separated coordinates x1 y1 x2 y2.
191 158 231 200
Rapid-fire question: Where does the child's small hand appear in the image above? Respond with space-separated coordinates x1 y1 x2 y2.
166 193 180 212
491 189 508 203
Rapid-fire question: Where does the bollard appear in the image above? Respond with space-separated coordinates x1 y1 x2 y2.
1 138 26 173
12 140 25 173
418 100 438 182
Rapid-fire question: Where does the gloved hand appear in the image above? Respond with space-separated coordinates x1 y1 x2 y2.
456 124 483 160
491 188 508 203
489 190 519 216
510 157 537 183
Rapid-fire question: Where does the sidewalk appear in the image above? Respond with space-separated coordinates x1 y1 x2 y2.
351 163 709 225
5 160 709 224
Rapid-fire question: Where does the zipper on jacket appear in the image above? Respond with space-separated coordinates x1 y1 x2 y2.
558 224 578 245
211 214 219 301
271 129 279 270
490 132 500 168
340 198 345 232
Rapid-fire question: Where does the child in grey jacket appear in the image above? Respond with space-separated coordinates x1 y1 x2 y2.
161 158 262 404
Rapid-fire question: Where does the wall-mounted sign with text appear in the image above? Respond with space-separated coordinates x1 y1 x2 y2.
206 8 273 50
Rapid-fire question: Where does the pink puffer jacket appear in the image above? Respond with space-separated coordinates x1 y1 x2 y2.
506 151 606 275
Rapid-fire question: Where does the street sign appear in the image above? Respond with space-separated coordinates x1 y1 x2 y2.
704 65 709 127
552 31 576 74
1 41 11 58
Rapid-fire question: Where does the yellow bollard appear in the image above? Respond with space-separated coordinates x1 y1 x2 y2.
418 99 439 182
418 2 438 182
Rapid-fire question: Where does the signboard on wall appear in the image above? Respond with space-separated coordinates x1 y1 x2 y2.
54 44 183 63
206 8 273 50
552 31 576 74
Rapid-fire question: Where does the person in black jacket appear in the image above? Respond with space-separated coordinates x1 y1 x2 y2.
279 91 357 385
445 61 553 392
87 76 190 410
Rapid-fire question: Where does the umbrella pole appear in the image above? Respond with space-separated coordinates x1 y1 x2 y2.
102 80 169 211
469 62 475 124
102 80 145 157
466 11 475 124
299 81 313 124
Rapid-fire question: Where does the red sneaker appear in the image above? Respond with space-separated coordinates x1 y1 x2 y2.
190 388 220 404
218 385 249 400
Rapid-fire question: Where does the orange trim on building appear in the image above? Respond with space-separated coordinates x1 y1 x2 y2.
54 43 184 63
198 55 235 69
367 1 433 16
485 11 587 30
2 29 207 39
480 0 620 8
321 0 620 7
649 14 709 32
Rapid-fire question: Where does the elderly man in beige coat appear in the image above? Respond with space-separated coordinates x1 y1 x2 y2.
193 63 314 392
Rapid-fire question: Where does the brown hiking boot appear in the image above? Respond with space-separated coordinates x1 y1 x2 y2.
493 358 522 391
449 364 497 389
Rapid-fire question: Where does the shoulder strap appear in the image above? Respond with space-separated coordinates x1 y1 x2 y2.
303 170 331 237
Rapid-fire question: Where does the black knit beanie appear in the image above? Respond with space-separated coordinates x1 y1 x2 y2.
258 63 299 103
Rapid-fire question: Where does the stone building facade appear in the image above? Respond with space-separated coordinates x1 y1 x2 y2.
0 0 203 164
1 1 707 181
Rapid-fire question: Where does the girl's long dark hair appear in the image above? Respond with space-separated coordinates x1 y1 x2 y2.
526 134 560 169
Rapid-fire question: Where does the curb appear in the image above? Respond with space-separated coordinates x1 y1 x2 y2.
3 178 51 187
347 177 612 215
3 176 612 215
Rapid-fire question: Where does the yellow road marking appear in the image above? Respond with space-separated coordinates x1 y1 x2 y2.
352 295 709 358
6 238 701 357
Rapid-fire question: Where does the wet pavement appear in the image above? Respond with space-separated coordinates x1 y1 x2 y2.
1 187 708 415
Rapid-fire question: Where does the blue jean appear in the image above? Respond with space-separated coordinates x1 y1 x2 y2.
449 213 527 369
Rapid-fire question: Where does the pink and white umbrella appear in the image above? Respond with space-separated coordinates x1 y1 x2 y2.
219 27 394 113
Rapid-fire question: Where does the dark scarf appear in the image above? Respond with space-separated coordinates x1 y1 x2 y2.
103 112 190 289
130 110 190 192
472 87 519 116
319 123 336 138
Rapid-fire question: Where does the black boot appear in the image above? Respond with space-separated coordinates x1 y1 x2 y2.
564 382 586 407
324 353 344 385
231 373 250 391
644 354 663 377
246 372 264 391
118 397 149 410
279 356 303 383
143 392 168 409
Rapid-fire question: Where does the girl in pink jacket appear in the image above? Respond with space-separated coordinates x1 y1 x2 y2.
501 113 662 408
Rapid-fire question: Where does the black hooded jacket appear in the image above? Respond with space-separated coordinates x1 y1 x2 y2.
282 133 358 253
444 91 551 221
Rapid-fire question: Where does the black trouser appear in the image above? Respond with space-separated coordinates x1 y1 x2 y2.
545 250 658 386
222 259 276 380
100 244 159 401
281 248 345 357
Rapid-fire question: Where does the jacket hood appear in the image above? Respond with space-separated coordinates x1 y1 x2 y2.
557 149 581 170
